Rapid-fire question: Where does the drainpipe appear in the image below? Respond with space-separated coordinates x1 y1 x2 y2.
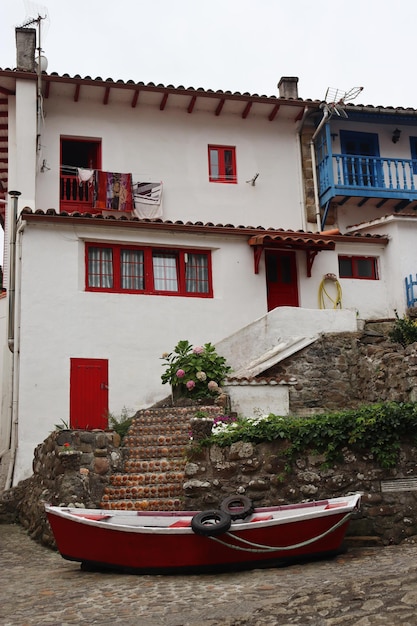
7 191 20 353
4 192 22 490
296 106 310 232
310 107 330 232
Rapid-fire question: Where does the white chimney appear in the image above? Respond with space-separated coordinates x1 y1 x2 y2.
278 77 299 99
15 28 36 72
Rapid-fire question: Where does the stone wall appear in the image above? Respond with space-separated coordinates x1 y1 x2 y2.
183 439 417 545
0 429 123 546
264 323 417 415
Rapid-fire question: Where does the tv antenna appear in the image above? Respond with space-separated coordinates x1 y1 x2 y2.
20 1 50 68
322 86 363 118
19 2 50 153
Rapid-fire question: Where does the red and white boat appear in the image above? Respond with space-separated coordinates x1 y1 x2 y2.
45 493 361 573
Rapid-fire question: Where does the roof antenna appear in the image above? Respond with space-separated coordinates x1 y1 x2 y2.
19 3 50 157
322 86 364 118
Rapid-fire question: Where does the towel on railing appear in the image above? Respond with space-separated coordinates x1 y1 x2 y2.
132 181 163 218
77 168 95 185
94 171 133 211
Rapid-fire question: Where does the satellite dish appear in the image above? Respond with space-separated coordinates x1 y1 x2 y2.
35 54 48 72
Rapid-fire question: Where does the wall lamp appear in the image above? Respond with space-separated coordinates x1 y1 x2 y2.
392 128 401 144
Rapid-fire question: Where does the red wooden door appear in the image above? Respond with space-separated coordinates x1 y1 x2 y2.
265 250 299 311
70 358 108 429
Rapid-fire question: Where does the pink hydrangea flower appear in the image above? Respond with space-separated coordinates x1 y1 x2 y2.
193 346 204 354
176 369 185 378
208 380 218 391
186 380 196 390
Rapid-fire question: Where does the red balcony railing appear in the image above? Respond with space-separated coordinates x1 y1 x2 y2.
60 173 96 213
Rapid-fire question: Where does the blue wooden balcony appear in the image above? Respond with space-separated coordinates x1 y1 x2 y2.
318 154 417 210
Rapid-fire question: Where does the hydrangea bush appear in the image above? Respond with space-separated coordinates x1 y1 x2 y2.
161 340 231 399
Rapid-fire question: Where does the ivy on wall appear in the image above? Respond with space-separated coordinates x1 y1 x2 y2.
201 402 417 469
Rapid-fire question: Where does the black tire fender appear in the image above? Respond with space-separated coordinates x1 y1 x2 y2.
191 509 232 536
220 495 254 520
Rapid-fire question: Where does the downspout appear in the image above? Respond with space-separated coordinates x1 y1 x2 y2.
310 107 330 232
296 106 310 232
4 191 23 490
7 191 20 353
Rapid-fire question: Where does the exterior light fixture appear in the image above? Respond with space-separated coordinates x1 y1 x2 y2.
392 128 401 144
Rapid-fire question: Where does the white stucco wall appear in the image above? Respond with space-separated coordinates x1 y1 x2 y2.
32 97 305 230
11 220 273 482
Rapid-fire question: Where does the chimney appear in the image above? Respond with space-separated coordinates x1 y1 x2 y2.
15 28 36 72
278 77 299 100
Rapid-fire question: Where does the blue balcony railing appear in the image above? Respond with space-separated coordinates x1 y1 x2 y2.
318 154 417 202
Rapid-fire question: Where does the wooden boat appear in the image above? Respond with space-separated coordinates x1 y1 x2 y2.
45 493 361 573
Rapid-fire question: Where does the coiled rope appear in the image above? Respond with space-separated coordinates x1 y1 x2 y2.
208 512 352 553
318 273 342 309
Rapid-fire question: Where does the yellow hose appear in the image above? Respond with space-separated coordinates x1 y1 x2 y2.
318 273 342 309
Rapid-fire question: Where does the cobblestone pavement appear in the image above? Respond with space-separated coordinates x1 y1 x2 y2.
2 523 417 626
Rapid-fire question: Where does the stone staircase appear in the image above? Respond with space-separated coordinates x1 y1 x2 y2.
100 406 221 511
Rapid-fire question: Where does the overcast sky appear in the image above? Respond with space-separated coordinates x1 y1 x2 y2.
1 0 417 109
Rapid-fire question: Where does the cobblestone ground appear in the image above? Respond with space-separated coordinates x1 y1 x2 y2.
1 523 417 626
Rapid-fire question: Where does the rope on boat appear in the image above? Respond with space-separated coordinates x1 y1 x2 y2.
208 513 352 553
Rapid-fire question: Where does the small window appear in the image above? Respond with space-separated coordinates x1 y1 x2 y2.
208 145 237 183
338 255 378 280
410 137 417 174
86 243 212 297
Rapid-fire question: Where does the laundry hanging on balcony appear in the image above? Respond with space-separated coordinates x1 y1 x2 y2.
77 168 95 186
132 181 163 219
93 171 133 211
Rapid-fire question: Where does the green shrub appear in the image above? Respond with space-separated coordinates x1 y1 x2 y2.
202 402 417 469
389 311 417 346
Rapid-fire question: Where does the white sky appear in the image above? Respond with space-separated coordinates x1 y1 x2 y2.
1 0 417 109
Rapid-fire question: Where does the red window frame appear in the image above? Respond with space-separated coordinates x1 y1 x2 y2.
85 243 213 297
338 255 378 280
208 145 237 183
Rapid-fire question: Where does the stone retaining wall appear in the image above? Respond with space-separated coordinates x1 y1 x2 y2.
265 324 417 414
0 429 123 546
183 439 417 545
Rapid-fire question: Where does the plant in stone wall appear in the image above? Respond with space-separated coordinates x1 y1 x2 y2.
201 402 417 469
389 310 417 346
161 340 231 400
107 407 134 438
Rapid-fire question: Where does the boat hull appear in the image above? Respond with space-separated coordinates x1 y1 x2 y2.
46 495 360 574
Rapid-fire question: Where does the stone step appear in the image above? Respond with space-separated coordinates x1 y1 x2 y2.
100 405 221 512
125 445 187 460
109 471 184 486
103 482 183 500
124 433 190 447
123 458 186 473
126 424 190 437
101 497 183 511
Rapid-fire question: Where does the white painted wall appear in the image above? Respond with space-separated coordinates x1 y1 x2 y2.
34 97 305 229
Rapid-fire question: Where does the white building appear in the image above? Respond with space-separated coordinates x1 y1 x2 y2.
0 27 416 487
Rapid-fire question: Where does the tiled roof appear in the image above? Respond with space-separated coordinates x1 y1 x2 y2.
19 208 389 243
2 67 417 115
